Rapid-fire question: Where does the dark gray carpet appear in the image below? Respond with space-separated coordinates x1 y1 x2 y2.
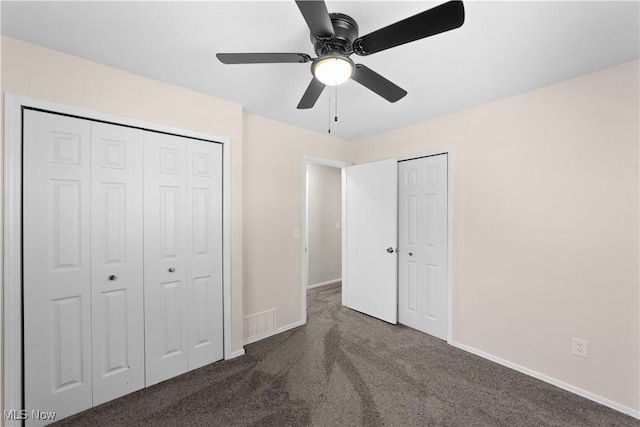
55 284 639 426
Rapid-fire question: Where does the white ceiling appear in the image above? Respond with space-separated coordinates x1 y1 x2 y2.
2 1 639 141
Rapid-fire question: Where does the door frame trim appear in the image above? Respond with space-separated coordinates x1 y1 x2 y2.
3 93 234 414
397 148 454 343
301 155 350 323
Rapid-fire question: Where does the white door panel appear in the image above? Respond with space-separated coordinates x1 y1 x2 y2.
345 159 398 324
23 110 226 422
399 191 420 328
23 110 93 425
144 132 189 386
398 154 448 339
186 141 224 369
90 122 145 405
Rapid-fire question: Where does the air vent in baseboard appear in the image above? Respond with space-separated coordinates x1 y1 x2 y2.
243 308 277 342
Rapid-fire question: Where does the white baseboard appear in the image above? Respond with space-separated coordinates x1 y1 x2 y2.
450 341 640 420
228 348 245 359
243 319 306 346
308 278 341 289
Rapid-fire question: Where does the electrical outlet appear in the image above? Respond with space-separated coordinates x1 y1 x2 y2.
572 338 589 358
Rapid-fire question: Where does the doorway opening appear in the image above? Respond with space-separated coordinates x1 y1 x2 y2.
302 156 349 322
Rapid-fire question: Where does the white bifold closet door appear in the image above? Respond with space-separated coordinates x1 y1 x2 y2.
23 110 145 424
90 122 145 405
23 109 224 424
143 132 223 387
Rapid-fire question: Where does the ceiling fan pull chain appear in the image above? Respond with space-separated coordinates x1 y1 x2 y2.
328 94 331 134
335 85 338 122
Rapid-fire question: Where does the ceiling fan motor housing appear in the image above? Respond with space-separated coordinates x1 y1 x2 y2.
312 13 359 57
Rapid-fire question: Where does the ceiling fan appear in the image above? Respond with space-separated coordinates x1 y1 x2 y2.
217 1 465 109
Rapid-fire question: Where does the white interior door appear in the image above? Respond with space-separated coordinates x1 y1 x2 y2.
21 107 226 423
90 122 145 404
143 131 189 386
23 110 93 424
186 140 224 369
398 154 448 339
345 159 398 324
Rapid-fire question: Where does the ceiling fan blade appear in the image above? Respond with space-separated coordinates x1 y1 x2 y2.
216 53 312 64
351 64 407 103
295 0 335 38
353 1 465 56
297 77 326 109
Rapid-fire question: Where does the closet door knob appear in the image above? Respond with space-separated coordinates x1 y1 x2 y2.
168 267 175 273
408 252 413 256
109 275 117 281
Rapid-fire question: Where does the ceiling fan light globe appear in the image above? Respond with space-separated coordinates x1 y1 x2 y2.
313 56 354 86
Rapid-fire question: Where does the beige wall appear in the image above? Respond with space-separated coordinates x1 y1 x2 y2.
0 36 245 358
308 163 342 286
353 60 640 411
243 114 352 330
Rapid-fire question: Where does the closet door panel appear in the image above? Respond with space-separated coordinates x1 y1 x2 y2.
23 110 93 425
90 122 145 405
144 132 189 386
186 141 224 369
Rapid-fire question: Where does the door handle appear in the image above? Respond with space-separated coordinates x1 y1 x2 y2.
386 247 395 254
109 275 117 281
168 267 176 273
408 252 413 256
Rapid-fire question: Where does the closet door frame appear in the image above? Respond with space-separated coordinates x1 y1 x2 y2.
3 93 233 417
